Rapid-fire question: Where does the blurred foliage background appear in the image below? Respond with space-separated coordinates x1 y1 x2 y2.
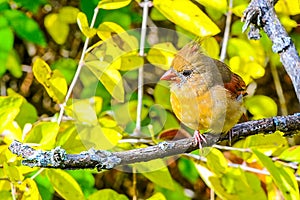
0 0 300 199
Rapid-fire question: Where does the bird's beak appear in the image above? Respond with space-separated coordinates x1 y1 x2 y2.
160 68 178 82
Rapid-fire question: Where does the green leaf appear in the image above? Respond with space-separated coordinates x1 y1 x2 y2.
0 96 22 132
85 60 124 102
279 146 300 163
150 7 168 21
33 58 68 103
136 159 174 190
146 42 177 70
206 148 228 176
5 49 22 78
234 132 287 161
153 0 220 37
154 181 190 200
244 95 277 119
51 58 77 84
253 149 299 200
147 192 167 200
178 157 199 183
34 172 54 200
0 15 14 76
77 12 97 38
154 81 172 111
4 10 46 46
102 10 131 30
7 89 38 129
97 0 131 10
67 170 96 197
24 122 59 149
46 169 85 200
13 0 46 13
0 15 13 51
88 189 128 200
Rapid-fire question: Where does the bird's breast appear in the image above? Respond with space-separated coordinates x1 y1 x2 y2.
170 84 244 133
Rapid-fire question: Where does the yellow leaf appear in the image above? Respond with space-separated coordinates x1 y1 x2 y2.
88 189 128 200
146 42 177 70
195 0 227 13
33 58 67 103
280 16 298 32
98 0 132 10
77 12 97 38
68 99 99 125
24 122 59 149
232 4 248 17
120 52 144 71
275 0 300 15
153 0 220 37
77 125 121 150
44 13 69 44
97 22 138 50
59 6 80 24
47 169 85 200
201 37 220 59
244 95 278 120
135 159 174 190
85 60 124 102
20 178 42 200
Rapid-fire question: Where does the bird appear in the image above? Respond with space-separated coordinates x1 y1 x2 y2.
160 40 246 148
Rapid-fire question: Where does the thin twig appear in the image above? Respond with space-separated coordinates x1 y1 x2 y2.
10 182 16 200
212 144 251 152
132 166 137 200
270 63 288 115
30 168 45 180
134 0 151 136
220 0 233 62
57 7 99 124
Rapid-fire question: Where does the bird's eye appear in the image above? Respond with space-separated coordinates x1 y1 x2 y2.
182 70 192 76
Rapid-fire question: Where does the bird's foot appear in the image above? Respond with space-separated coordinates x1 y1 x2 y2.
193 130 207 149
228 129 232 146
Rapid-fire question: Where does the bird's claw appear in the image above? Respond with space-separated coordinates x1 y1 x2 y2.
193 130 207 149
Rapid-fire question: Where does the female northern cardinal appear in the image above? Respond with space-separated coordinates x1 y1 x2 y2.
160 40 246 147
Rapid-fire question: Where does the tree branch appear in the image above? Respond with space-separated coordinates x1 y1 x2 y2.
242 0 300 102
8 113 300 170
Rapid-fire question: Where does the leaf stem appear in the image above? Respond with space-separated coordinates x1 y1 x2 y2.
220 0 233 62
57 7 99 124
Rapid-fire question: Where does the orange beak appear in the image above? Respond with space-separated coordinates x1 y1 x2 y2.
160 69 179 82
